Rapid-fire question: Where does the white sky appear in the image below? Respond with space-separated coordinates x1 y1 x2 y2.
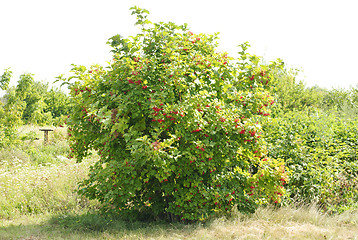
1 0 357 93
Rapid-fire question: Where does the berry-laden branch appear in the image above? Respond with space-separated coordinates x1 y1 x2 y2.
63 6 286 221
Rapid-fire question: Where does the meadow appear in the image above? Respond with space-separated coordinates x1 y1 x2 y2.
0 126 357 239
1 10 358 238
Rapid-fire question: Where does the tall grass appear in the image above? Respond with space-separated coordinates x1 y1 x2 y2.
0 125 357 239
0 157 96 219
0 125 99 219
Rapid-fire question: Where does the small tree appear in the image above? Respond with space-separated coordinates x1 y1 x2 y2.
64 7 287 221
0 68 23 146
0 68 15 146
0 68 12 91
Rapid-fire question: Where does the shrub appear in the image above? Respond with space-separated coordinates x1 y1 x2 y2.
0 68 21 146
265 110 358 213
63 7 286 221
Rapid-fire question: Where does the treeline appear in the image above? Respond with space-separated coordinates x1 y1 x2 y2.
272 67 358 115
0 68 70 146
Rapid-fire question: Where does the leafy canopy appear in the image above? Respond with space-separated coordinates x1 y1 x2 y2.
63 7 287 221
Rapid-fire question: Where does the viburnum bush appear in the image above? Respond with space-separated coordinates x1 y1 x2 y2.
63 7 287 221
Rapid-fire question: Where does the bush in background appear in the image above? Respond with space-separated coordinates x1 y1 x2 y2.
264 109 358 213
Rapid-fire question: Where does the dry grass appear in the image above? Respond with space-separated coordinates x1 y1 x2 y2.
1 204 357 239
197 205 358 240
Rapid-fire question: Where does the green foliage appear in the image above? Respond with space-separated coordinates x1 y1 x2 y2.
0 68 70 146
0 119 19 147
0 68 20 147
265 110 358 213
16 73 35 99
44 88 72 120
21 80 51 124
271 68 358 119
261 52 358 214
320 86 358 119
270 68 324 113
1 75 70 126
19 79 72 125
0 68 12 91
63 7 286 221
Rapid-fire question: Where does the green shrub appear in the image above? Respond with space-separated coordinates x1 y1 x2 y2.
265 110 358 213
270 68 324 113
0 68 21 146
63 7 287 221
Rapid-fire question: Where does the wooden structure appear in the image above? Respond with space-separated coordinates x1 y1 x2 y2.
39 129 53 145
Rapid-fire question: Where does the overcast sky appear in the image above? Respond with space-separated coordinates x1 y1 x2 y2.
1 0 357 93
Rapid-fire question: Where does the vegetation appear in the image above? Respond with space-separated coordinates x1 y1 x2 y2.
1 204 357 239
265 110 358 213
0 5 358 239
0 127 357 239
0 69 70 147
62 7 287 221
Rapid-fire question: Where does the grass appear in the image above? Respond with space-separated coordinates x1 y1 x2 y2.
0 126 99 220
0 156 96 219
0 125 357 239
0 204 357 239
